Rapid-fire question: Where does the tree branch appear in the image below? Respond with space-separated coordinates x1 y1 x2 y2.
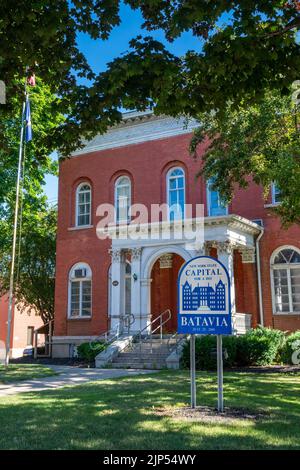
265 17 300 37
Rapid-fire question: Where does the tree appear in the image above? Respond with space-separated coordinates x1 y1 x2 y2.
1 1 300 157
0 79 63 322
189 90 300 226
0 78 63 202
0 205 57 324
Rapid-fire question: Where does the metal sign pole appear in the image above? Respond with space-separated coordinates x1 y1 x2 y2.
217 334 224 412
190 334 196 409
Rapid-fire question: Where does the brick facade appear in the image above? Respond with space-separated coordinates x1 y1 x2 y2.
0 294 43 358
53 114 300 353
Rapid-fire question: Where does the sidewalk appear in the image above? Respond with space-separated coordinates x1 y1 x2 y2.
0 365 158 397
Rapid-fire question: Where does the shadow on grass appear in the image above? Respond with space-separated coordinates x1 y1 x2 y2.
0 371 299 450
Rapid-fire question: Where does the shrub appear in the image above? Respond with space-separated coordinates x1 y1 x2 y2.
236 327 285 366
280 331 300 365
180 327 287 369
77 341 106 361
181 335 237 370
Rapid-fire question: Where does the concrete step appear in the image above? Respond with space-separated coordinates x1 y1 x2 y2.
131 348 172 352
117 352 170 358
131 343 174 349
113 356 168 363
110 362 167 369
136 339 176 344
106 334 181 370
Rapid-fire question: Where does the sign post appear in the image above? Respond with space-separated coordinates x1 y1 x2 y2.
190 334 196 408
178 256 232 411
217 335 223 412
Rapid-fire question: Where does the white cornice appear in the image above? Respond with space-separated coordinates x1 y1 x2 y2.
98 214 262 242
71 113 199 157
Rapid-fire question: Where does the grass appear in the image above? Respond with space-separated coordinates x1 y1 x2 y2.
0 364 57 384
0 370 300 450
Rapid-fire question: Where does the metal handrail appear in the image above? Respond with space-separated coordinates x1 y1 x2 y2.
138 309 171 354
167 332 189 354
91 314 135 350
94 310 172 357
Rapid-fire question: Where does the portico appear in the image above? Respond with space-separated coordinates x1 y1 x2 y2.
108 214 261 335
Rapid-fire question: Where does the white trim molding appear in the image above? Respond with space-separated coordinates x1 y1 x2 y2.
71 113 199 156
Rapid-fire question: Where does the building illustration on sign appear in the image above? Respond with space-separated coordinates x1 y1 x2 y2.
182 280 226 311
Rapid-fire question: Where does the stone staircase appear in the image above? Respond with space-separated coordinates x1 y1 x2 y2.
110 335 178 369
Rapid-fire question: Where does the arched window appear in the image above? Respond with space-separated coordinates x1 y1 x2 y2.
167 167 185 220
207 178 228 216
76 183 91 227
115 176 131 223
271 247 300 314
68 263 92 318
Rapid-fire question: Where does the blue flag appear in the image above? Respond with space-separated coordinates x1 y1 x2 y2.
25 97 32 142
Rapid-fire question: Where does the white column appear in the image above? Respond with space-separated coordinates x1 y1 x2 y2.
130 247 142 332
109 248 124 331
140 278 152 332
217 241 236 315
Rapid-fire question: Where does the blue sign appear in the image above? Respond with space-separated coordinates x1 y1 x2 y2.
178 256 232 335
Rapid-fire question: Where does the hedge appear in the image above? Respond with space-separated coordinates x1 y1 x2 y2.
236 327 285 366
280 331 300 365
77 341 106 361
181 326 291 370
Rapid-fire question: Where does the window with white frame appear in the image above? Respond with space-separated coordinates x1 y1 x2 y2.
115 176 131 223
69 263 92 318
272 183 282 205
167 167 185 221
207 178 228 216
271 247 300 314
76 183 91 226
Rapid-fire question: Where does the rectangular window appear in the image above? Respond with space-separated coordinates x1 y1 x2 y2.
81 280 92 316
27 326 34 346
272 184 281 205
274 269 290 312
291 268 300 312
207 180 227 216
70 281 80 317
70 280 92 317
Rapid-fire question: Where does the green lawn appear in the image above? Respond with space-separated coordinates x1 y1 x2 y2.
0 370 299 450
0 364 56 384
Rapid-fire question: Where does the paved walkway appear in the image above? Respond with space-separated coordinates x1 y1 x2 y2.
0 366 157 397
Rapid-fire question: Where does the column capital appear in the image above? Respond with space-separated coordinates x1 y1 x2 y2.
217 240 236 254
204 240 219 252
131 247 142 261
109 248 122 263
238 247 256 263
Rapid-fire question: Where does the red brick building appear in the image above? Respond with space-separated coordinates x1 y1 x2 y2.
52 112 300 357
0 294 43 360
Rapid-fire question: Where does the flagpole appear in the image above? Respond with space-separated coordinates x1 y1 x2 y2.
4 83 27 366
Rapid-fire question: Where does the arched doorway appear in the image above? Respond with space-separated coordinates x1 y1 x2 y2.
150 253 185 332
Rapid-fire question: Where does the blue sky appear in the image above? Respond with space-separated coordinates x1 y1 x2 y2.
44 3 203 202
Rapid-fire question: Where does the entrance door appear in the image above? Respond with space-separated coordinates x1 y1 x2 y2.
150 253 184 332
